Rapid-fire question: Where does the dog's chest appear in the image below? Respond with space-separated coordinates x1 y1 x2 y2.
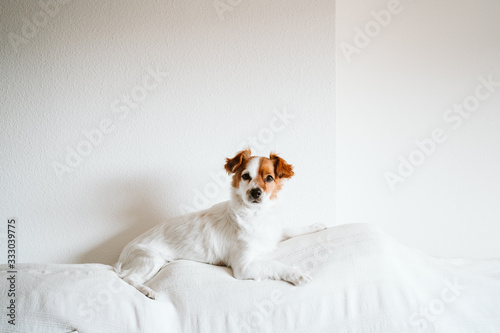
237 221 281 254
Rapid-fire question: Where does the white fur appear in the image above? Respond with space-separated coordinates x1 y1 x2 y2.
115 156 326 299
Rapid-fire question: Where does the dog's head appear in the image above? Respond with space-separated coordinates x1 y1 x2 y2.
224 148 294 207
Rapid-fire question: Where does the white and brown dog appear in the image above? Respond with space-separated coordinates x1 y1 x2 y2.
115 149 326 299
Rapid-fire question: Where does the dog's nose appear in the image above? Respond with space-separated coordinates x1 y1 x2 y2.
250 188 262 199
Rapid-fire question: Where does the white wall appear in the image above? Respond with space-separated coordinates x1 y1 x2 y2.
0 1 335 264
337 0 500 258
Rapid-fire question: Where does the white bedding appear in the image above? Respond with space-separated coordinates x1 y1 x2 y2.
2 223 500 333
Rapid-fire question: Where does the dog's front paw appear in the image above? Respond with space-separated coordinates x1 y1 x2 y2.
310 223 327 232
285 267 312 286
138 285 159 300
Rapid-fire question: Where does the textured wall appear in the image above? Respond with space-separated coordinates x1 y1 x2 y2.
337 0 500 258
0 1 335 264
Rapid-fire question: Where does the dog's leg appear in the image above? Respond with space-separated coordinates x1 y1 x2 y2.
281 223 327 241
116 254 165 299
122 275 159 300
232 260 312 286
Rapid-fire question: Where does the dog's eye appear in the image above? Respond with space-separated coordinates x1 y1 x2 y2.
242 174 251 180
265 175 274 182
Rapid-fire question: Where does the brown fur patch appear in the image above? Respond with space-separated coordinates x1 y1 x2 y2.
257 156 294 200
269 153 294 179
230 156 257 188
224 148 251 174
224 148 253 188
269 153 294 199
255 158 276 197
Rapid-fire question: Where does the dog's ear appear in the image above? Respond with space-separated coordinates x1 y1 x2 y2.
270 153 294 179
225 148 251 174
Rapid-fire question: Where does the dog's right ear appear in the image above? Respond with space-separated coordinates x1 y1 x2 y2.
224 148 251 174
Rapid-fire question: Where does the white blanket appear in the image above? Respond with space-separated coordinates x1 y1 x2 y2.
2 223 500 333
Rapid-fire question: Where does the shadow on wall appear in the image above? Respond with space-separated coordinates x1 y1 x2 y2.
77 176 175 265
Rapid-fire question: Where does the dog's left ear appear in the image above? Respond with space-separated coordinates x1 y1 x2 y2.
225 148 251 174
270 153 294 179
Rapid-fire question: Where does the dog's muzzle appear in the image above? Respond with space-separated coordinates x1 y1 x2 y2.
249 188 262 203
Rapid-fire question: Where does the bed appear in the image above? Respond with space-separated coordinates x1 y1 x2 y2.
2 223 500 332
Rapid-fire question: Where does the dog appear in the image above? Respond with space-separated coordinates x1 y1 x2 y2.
115 149 326 299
